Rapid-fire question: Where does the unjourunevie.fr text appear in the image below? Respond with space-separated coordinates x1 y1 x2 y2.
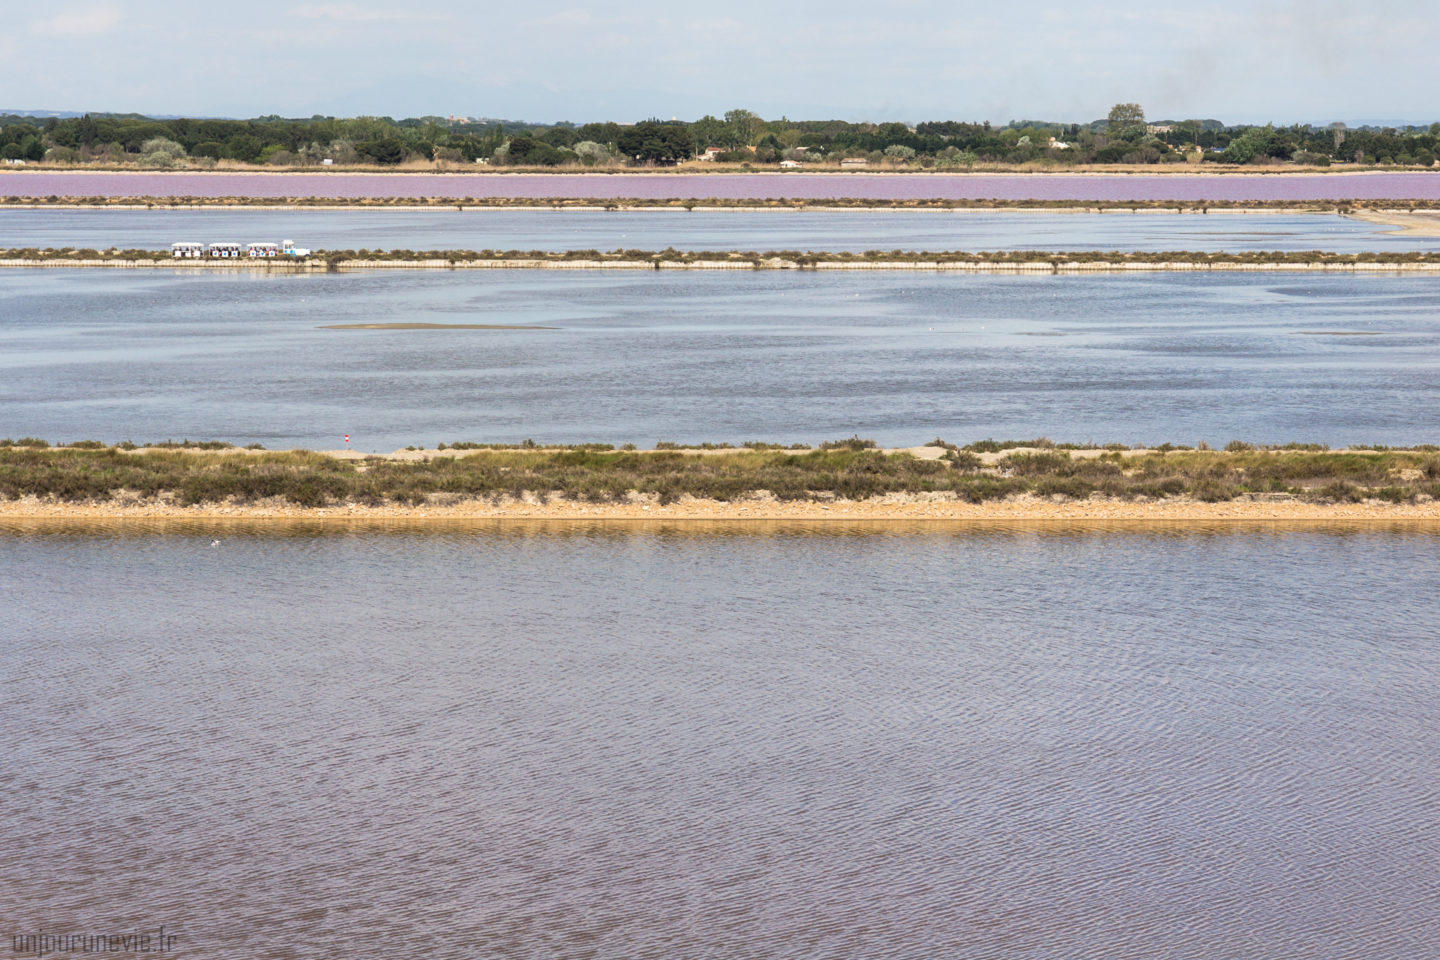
10 928 177 955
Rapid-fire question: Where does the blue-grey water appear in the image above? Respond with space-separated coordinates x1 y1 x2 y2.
2 522 1438 959
0 207 1432 254
2 268 1439 449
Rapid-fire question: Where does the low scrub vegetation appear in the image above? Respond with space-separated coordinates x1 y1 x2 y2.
2 445 1438 508
8 197 1440 214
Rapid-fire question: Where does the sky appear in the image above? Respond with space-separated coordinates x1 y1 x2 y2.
3 0 1438 125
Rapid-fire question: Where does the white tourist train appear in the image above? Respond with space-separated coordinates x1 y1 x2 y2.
171 240 311 259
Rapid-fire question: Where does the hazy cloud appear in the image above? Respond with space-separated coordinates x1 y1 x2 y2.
3 1 1439 124
527 9 597 28
292 4 445 22
31 2 123 37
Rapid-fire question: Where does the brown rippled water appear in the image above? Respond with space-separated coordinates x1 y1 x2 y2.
3 523 1438 959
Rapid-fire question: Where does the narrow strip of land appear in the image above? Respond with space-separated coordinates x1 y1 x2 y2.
0 196 1431 212
2 443 1436 522
7 247 1440 273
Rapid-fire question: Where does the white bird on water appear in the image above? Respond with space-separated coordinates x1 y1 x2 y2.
209 538 222 547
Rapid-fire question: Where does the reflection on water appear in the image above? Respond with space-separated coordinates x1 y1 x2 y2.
2 527 1438 958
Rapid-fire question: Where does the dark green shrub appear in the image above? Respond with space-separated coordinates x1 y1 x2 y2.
1034 476 1094 499
944 450 983 471
819 436 877 451
1315 481 1364 503
1192 481 1236 502
1000 451 1073 476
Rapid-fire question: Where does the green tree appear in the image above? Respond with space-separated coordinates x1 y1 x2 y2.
572 141 609 161
141 137 186 159
689 114 727 149
724 108 763 148
74 114 99 145
504 137 567 166
1224 125 1276 164
539 126 578 148
616 121 692 164
229 134 263 163
138 137 186 169
357 137 405 165
577 122 622 146
1107 102 1146 138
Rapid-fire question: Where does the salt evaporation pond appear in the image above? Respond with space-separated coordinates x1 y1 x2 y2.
2 206 1431 254
3 268 1439 450
6 171 1440 201
4 523 1438 959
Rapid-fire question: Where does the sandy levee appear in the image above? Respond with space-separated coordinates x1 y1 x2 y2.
2 443 1438 524
2 493 1439 523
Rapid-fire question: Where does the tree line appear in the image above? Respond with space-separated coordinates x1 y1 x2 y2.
4 104 1440 168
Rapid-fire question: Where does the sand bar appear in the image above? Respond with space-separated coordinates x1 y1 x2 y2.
7 256 1440 274
1348 211 1440 236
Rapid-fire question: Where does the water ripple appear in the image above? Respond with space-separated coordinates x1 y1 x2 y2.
2 528 1437 958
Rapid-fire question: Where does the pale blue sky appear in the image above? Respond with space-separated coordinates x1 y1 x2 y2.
3 0 1436 125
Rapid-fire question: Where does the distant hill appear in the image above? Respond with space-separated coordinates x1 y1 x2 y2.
0 109 210 121
0 108 538 128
